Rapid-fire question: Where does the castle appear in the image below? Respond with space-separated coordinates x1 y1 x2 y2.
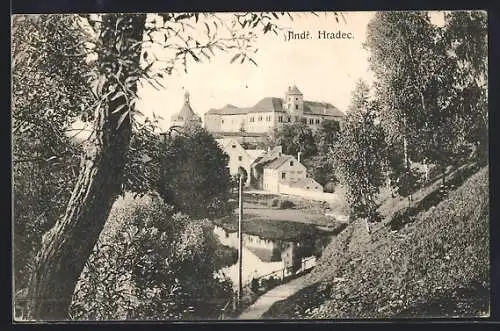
203 85 345 141
166 85 345 146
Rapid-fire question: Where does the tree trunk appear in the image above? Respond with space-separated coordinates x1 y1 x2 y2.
25 14 146 320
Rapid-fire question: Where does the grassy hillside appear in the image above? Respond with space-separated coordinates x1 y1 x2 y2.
264 166 489 319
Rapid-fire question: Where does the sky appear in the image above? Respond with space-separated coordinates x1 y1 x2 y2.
135 12 378 130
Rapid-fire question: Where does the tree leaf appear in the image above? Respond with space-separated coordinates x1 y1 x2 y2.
112 103 127 114
116 110 130 129
110 91 126 101
230 53 241 64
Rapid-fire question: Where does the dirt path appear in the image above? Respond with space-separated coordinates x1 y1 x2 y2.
237 275 309 320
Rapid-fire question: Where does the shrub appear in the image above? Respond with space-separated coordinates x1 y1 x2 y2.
324 182 336 193
251 278 259 293
214 243 238 269
271 198 280 207
279 200 296 209
70 194 234 320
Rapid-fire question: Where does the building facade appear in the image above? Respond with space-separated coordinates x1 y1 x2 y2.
215 138 265 185
204 85 345 136
262 155 308 193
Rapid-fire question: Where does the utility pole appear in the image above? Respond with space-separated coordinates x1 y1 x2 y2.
237 174 243 307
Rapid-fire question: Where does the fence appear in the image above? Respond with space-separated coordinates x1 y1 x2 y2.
217 255 317 320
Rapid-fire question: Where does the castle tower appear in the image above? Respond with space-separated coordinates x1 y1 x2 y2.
284 85 304 118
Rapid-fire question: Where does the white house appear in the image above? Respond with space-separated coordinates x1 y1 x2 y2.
215 138 265 185
262 155 308 193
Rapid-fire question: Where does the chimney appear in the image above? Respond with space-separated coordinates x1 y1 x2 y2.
297 151 302 163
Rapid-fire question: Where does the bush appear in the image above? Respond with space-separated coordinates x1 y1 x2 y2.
214 243 238 269
70 194 234 320
251 278 260 293
279 200 296 209
323 182 336 193
271 198 280 207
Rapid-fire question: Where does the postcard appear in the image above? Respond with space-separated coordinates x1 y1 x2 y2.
11 11 489 321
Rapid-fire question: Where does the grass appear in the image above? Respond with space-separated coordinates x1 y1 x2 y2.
384 162 480 230
263 166 489 319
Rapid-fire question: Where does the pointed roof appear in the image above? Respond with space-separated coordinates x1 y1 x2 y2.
171 91 201 122
264 155 295 170
287 85 302 95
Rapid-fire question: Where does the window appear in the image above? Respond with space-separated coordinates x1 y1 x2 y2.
282 172 286 179
306 186 310 189
238 156 243 161
315 119 320 124
315 186 318 189
258 116 263 121
309 118 314 124
221 119 224 124
232 145 236 148
278 116 283 122
287 117 291 122
295 105 299 110
295 97 298 101
250 116 255 122
290 161 294 166
266 115 271 121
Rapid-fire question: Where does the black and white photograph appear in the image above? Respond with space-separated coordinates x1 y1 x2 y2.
11 10 489 321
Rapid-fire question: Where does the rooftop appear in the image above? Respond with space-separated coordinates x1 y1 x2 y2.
264 155 296 170
206 97 345 117
287 85 303 95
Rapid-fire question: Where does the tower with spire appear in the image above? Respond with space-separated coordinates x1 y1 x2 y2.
170 90 202 129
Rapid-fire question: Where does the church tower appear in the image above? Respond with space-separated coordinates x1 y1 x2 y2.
170 90 202 128
284 85 304 118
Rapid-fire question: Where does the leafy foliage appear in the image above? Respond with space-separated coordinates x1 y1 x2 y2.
332 80 386 221
365 11 488 196
70 195 233 320
13 11 288 318
157 124 233 219
12 15 93 292
272 121 318 160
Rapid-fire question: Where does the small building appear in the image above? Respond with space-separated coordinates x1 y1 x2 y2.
289 177 323 192
215 138 265 186
249 146 284 189
262 155 307 193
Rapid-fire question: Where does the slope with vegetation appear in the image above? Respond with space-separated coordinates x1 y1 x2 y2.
263 166 489 318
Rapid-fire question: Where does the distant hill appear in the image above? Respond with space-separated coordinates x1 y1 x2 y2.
263 166 490 319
